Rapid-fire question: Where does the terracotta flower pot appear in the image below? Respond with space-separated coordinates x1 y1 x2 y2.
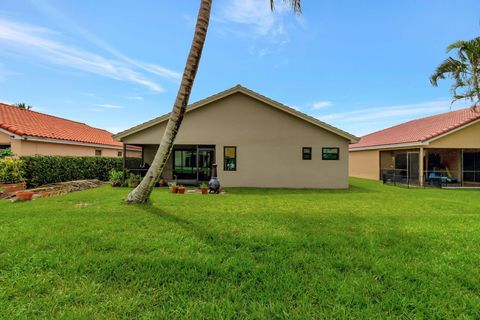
171 186 178 193
201 188 208 194
16 190 34 201
177 187 185 194
0 183 26 194
159 181 166 187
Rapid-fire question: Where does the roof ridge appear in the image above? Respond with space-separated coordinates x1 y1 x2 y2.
351 106 480 150
359 107 476 139
114 85 359 143
0 102 114 134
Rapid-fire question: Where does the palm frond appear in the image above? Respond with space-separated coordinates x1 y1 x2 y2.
431 36 480 106
269 0 302 14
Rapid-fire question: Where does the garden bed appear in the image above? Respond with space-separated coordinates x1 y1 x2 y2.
2 179 105 201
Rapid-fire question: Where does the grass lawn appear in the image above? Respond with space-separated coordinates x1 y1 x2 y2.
1 178 480 319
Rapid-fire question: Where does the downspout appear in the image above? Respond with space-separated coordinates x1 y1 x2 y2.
123 143 127 181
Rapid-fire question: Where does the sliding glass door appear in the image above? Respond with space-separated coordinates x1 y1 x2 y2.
173 145 215 182
173 149 197 180
463 150 480 184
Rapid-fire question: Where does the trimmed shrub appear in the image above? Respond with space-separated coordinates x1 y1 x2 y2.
0 158 25 184
21 156 142 188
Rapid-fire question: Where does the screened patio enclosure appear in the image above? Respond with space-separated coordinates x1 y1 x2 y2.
380 148 480 187
124 144 216 185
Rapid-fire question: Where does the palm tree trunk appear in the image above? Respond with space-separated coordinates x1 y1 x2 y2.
125 0 212 203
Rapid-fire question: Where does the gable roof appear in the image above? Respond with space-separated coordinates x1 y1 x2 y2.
350 107 480 150
114 85 359 143
0 102 126 149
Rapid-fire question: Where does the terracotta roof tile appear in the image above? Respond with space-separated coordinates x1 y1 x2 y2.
0 102 124 148
350 107 480 149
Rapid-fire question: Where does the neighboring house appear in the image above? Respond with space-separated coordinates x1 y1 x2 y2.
349 108 480 186
114 85 359 188
0 102 140 158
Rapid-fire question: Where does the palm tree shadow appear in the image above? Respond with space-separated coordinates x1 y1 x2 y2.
139 205 221 249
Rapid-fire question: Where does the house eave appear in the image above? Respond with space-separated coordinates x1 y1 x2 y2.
349 141 428 151
7 133 138 151
113 85 359 144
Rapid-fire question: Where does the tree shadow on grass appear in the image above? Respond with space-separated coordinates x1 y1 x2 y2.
138 205 226 250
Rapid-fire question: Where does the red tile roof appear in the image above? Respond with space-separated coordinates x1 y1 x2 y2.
350 107 480 150
0 102 124 148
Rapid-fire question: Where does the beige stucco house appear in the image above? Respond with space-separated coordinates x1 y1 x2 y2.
0 102 140 158
114 85 359 188
349 107 480 187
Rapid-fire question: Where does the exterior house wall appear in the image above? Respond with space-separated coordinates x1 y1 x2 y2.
0 131 11 145
123 93 350 188
17 140 122 157
428 121 480 148
349 150 380 180
0 133 140 158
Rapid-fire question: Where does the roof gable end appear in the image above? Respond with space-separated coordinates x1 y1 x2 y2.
114 85 359 143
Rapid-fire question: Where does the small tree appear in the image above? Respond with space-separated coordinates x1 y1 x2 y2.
14 103 33 110
430 37 480 111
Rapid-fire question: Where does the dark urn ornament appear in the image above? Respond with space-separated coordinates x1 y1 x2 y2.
208 163 221 194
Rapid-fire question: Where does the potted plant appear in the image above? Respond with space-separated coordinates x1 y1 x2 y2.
0 158 26 194
169 182 178 193
200 182 208 194
159 178 166 187
108 168 124 187
177 185 186 194
16 190 34 201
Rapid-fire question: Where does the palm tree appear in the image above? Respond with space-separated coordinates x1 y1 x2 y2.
430 37 480 111
126 0 302 203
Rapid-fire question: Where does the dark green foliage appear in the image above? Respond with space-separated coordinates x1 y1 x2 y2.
21 156 141 188
0 148 13 159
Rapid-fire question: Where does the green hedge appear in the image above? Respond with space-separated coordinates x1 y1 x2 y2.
21 156 142 188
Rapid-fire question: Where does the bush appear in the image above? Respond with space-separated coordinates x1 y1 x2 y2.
21 156 142 188
109 169 124 187
127 173 142 188
0 148 13 159
0 158 25 184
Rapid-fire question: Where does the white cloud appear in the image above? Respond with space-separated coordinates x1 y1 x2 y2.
28 0 182 82
311 101 333 110
216 0 301 56
0 18 175 92
219 0 280 37
317 99 472 136
96 104 124 109
318 100 463 123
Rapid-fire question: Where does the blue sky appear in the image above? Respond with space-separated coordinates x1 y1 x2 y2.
0 0 479 136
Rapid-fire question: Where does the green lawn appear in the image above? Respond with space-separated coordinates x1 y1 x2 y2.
1 178 479 319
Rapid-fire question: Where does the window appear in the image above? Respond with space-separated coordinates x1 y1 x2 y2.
322 147 339 160
302 147 312 160
95 150 102 156
118 151 123 157
0 144 10 150
173 149 197 179
224 146 237 171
